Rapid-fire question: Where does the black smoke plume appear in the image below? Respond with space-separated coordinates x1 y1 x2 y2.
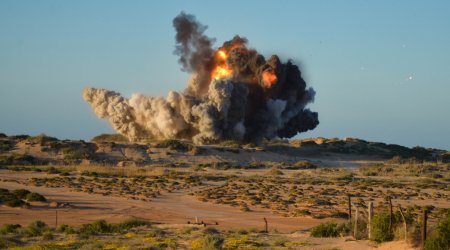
83 12 319 144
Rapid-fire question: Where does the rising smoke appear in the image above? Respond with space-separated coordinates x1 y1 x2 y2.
83 12 319 144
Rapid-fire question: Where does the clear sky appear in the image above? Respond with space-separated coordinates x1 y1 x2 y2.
1 0 449 150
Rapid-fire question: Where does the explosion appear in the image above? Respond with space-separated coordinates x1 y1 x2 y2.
83 12 319 144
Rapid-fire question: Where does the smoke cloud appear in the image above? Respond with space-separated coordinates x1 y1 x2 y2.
83 12 319 144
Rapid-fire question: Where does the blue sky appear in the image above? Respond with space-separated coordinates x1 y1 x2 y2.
1 0 449 149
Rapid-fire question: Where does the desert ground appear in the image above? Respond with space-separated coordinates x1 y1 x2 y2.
0 134 449 249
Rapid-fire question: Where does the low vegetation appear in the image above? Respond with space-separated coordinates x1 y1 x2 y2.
424 213 450 250
0 188 47 207
0 218 316 249
310 222 342 237
155 139 193 152
91 133 129 143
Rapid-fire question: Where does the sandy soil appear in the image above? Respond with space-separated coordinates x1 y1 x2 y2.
0 170 328 232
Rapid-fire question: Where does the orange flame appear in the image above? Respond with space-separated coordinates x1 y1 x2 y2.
262 70 277 87
212 49 233 80
217 50 227 60
213 66 232 79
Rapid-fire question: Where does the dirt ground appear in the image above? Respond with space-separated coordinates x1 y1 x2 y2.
0 169 424 249
0 170 328 232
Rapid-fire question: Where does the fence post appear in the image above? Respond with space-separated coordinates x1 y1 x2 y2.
388 196 393 234
421 209 428 249
398 205 407 242
347 195 352 220
368 202 373 240
263 217 268 233
353 206 359 239
55 210 58 228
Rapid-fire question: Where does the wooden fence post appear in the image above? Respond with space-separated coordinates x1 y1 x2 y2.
421 209 428 249
388 196 393 234
263 217 268 233
348 195 352 220
353 206 359 239
368 202 373 240
398 205 407 242
55 210 58 228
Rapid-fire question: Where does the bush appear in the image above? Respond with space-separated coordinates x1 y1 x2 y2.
199 234 224 249
286 160 317 170
78 218 152 237
42 231 54 240
310 222 340 237
91 133 129 143
114 217 152 231
4 199 26 207
61 147 86 160
331 211 349 219
0 189 27 207
371 213 393 242
26 220 47 236
78 220 110 236
424 215 450 250
155 139 192 151
57 224 76 234
0 224 21 234
203 227 220 235
0 236 19 249
12 189 31 199
25 192 46 202
0 154 36 165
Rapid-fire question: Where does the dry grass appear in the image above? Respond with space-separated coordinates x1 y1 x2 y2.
74 164 171 177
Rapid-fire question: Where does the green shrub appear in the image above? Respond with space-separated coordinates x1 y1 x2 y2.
371 213 393 242
310 222 340 237
155 139 192 151
26 220 47 236
25 192 46 202
91 133 129 143
0 154 35 165
12 189 31 199
286 161 317 170
78 218 151 237
8 135 30 140
4 199 26 207
42 231 54 240
331 211 349 219
0 224 21 234
0 189 26 207
57 224 76 234
114 217 152 231
199 234 224 249
0 141 13 152
0 236 19 248
78 220 111 236
61 147 86 160
424 215 450 250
